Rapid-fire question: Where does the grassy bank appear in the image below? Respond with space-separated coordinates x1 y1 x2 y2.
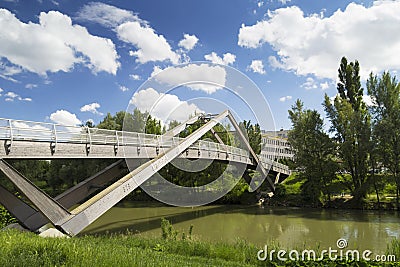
270 173 400 210
0 228 399 266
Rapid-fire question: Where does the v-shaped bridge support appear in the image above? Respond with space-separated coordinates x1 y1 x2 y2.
0 110 275 236
0 115 201 232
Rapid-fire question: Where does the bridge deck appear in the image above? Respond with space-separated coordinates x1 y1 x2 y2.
0 117 290 176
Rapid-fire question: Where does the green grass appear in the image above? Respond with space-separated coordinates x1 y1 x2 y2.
0 230 254 267
0 229 399 267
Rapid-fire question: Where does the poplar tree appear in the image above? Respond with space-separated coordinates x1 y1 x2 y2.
323 57 371 206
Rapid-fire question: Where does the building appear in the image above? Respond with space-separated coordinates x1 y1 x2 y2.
260 129 294 161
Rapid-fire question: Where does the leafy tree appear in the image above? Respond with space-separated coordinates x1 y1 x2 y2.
238 120 261 154
367 71 400 209
145 116 162 135
84 120 94 128
97 109 162 134
124 109 147 132
97 112 119 130
323 57 371 205
288 100 338 206
167 120 180 130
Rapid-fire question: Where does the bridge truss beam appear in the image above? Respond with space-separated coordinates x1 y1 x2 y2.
0 115 204 232
0 110 278 236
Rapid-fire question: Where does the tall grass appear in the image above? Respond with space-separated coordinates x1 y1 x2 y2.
0 219 398 266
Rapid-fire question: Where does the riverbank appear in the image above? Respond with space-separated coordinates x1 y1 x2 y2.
0 228 399 266
269 174 400 211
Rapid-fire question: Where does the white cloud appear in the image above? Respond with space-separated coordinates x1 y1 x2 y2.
50 110 81 125
77 3 179 65
320 82 329 90
3 91 31 102
301 77 318 90
238 1 400 80
279 95 292 102
0 9 119 76
76 2 144 28
80 102 103 116
119 85 129 92
204 52 236 65
25 83 38 89
11 121 51 140
178 34 199 51
118 21 180 64
4 92 18 99
248 60 266 74
129 74 141 80
150 66 163 77
5 91 17 98
257 2 264 8
153 63 227 94
0 61 22 81
130 88 203 124
279 0 291 4
268 56 283 69
363 95 376 107
0 87 3 93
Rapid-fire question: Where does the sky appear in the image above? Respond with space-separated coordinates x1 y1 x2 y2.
1 0 400 131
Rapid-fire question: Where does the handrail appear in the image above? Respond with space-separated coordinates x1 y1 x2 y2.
0 118 289 172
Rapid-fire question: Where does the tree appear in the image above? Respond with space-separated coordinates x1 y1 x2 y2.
367 71 400 209
128 109 147 132
323 57 371 205
145 116 162 135
97 112 119 130
288 100 338 206
167 120 180 131
238 120 261 154
84 120 94 128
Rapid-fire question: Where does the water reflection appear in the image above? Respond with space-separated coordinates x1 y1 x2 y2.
82 203 400 253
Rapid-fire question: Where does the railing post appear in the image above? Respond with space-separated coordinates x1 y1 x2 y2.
86 127 91 156
4 119 13 155
114 131 119 156
50 124 57 155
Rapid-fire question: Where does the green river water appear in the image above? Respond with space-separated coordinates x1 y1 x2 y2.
82 202 400 254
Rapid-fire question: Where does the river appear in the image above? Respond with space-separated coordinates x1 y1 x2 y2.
82 202 400 253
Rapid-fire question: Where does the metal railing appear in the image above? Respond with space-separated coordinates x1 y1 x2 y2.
0 118 290 173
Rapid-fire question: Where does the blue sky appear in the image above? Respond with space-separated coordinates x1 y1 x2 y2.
1 0 399 130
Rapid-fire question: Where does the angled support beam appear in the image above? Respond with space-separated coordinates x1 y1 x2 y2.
0 160 126 231
210 128 225 145
226 111 275 192
163 114 203 137
0 159 70 225
57 110 230 236
55 159 126 208
27 159 126 231
0 184 38 229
